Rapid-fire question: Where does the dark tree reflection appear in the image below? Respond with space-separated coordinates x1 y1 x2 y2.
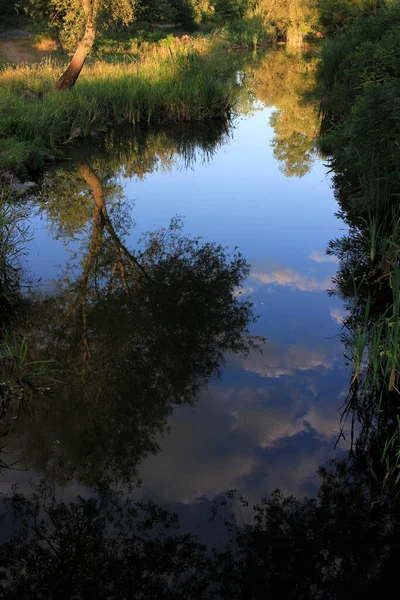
212 451 400 599
8 140 259 485
1 452 400 599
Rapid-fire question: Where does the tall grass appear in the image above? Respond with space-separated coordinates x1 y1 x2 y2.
334 192 400 485
0 38 241 176
318 3 400 484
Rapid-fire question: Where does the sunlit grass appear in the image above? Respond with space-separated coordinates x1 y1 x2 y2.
0 39 239 175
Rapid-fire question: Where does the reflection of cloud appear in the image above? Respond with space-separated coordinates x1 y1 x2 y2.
330 307 347 325
251 268 331 292
234 342 335 379
310 250 338 264
231 387 342 449
137 391 257 503
137 368 349 506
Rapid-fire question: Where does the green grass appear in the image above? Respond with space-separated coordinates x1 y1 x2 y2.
0 38 243 176
332 193 400 485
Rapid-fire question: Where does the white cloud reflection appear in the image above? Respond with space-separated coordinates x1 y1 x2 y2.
330 307 347 325
137 365 349 506
232 342 335 379
251 267 332 293
309 250 338 264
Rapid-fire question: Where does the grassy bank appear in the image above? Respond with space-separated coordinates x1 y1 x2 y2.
318 4 400 482
0 37 243 178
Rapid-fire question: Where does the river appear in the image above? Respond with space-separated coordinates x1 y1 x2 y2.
1 50 350 544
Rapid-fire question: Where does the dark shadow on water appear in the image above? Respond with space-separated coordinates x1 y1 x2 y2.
1 451 400 598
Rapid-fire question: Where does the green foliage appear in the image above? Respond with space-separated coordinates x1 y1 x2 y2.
248 51 320 176
136 0 179 25
213 0 249 22
316 0 386 36
0 480 213 599
26 0 137 52
0 138 39 178
3 127 259 483
226 13 270 46
0 195 58 462
210 0 317 42
0 0 26 28
319 2 400 484
171 0 197 30
319 3 400 213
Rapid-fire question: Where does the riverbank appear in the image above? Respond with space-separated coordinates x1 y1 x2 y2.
0 36 248 178
318 3 400 483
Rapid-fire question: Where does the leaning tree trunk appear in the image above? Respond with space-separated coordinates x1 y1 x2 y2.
79 164 152 283
55 2 96 91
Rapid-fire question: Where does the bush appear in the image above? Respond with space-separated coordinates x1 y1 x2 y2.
317 0 386 36
319 3 400 202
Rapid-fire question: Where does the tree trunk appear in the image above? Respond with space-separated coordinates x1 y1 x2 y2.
79 164 152 282
55 1 96 91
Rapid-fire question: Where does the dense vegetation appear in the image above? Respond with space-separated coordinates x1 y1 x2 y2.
1 453 400 598
2 152 400 595
2 0 400 597
317 1 400 482
0 127 260 483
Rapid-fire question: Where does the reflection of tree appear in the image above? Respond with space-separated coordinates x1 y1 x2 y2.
0 195 30 322
2 452 400 598
248 51 320 177
13 146 258 485
0 197 53 464
0 479 213 600
212 451 400 598
39 121 233 239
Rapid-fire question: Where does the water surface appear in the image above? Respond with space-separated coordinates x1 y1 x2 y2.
2 51 350 541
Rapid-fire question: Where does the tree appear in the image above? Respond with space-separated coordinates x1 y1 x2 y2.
27 0 137 90
0 192 30 322
247 0 317 44
316 0 385 37
210 452 400 599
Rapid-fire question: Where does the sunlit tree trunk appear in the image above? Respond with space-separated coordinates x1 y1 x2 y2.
55 0 97 91
78 184 103 371
79 164 151 282
77 162 151 368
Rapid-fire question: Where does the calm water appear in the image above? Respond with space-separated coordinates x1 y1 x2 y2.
2 52 350 541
